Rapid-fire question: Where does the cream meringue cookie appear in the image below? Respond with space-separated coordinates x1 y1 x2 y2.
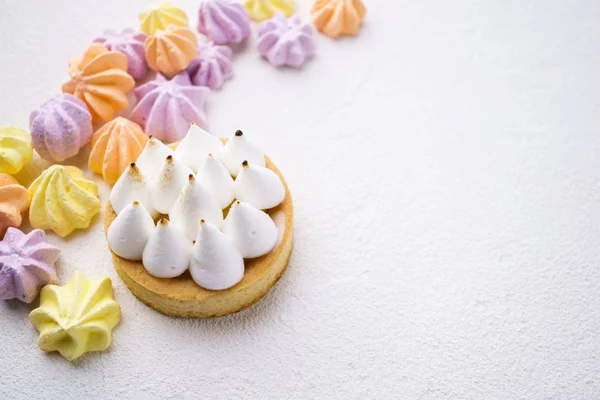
234 161 285 209
196 154 234 209
142 219 191 278
189 220 244 290
109 162 155 216
169 174 223 240
151 155 193 214
136 137 175 179
219 130 265 176
107 201 154 261
175 124 223 172
223 201 278 258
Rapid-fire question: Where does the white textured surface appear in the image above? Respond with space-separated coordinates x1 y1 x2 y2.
1 0 600 398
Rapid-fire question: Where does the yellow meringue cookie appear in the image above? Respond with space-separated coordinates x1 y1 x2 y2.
139 2 189 35
244 0 295 21
29 271 121 361
0 126 33 175
28 165 101 237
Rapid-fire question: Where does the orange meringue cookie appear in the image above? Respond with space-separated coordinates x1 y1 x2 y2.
311 0 366 38
145 25 198 75
0 174 30 238
62 43 135 122
89 117 149 185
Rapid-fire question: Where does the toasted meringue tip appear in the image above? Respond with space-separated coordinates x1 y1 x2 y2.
130 162 136 167
200 219 206 224
235 130 243 137
133 201 140 206
241 160 249 168
188 173 195 181
166 155 173 161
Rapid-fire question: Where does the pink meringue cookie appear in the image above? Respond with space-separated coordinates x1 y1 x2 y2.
129 73 209 143
257 13 316 68
0 227 60 303
197 0 251 45
29 94 93 162
187 42 233 89
94 28 149 80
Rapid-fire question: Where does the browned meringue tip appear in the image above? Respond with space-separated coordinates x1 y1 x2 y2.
132 201 140 206
188 174 195 181
235 130 243 137
241 160 249 168
200 219 206 224
130 162 136 167
166 155 173 161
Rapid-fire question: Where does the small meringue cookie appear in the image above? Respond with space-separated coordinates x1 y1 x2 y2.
110 162 155 216
0 126 33 175
244 0 295 22
223 201 278 258
169 174 223 241
187 42 234 89
139 2 189 35
142 219 191 278
197 0 251 45
190 220 244 290
151 155 193 214
196 154 234 209
311 0 366 38
175 124 223 172
234 161 285 209
145 25 198 76
257 13 315 68
219 130 265 176
107 201 155 260
136 136 175 179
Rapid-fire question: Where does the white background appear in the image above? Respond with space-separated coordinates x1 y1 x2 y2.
1 0 599 398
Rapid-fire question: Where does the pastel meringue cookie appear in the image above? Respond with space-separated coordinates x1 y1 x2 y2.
196 154 234 209
28 165 101 237
190 220 244 290
107 201 155 260
223 201 278 258
151 155 193 214
0 174 30 238
88 117 149 185
187 42 233 89
174 124 223 172
234 161 285 209
110 162 155 215
94 28 149 80
62 43 135 122
311 0 366 38
257 13 315 68
145 25 198 76
139 2 189 35
135 136 174 179
142 219 191 278
219 130 265 176
0 228 59 303
197 0 251 45
0 126 33 175
244 0 295 22
130 73 209 142
29 271 121 361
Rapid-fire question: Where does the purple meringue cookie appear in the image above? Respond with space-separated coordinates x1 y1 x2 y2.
129 73 210 143
187 42 233 89
29 94 93 162
197 0 251 45
257 13 316 68
94 28 149 80
0 228 60 303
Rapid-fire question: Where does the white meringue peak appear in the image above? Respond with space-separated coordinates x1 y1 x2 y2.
189 220 244 290
234 161 285 209
196 154 234 209
142 219 191 278
107 201 155 261
136 136 174 179
219 130 265 176
223 201 278 258
151 155 193 214
169 174 223 240
110 162 155 216
175 124 224 172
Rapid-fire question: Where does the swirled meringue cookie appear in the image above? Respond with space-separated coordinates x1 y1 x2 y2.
29 271 120 361
130 73 209 142
29 94 93 162
220 130 265 176
244 0 295 21
311 0 366 38
197 0 251 45
94 28 149 80
187 42 233 89
0 126 32 175
223 201 278 258
139 2 189 35
151 155 193 214
257 13 315 68
107 201 155 260
110 162 155 216
175 124 223 171
196 154 234 209
0 174 30 238
234 161 285 209
145 25 198 76
0 228 59 303
142 219 191 278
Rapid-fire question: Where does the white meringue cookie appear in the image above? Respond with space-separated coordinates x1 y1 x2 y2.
151 155 194 214
223 201 278 258
234 161 285 209
219 130 265 176
110 162 155 216
196 154 234 209
169 174 223 240
107 201 155 261
136 137 174 179
142 219 191 278
189 220 245 290
175 124 224 172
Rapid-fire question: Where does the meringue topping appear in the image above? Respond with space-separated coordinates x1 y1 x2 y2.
234 161 285 209
151 155 193 214
196 154 234 209
219 130 265 176
110 162 155 216
142 219 191 278
107 201 155 261
223 201 278 258
136 137 174 179
175 124 224 172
